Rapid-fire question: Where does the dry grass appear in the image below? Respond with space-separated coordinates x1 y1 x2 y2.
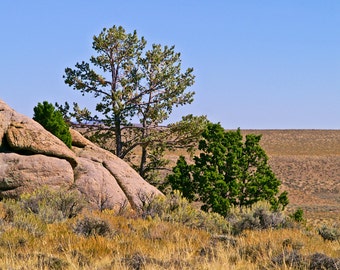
0 202 339 270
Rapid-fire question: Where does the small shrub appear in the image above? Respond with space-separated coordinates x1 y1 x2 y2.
232 213 261 234
239 244 266 263
14 214 47 237
0 229 32 250
71 250 90 267
137 191 163 219
289 208 305 223
2 199 47 237
282 238 304 251
3 206 14 223
309 253 340 270
37 253 69 270
230 204 288 235
211 234 237 247
194 210 230 234
271 250 307 269
137 191 230 234
73 216 111 237
253 207 287 229
199 246 217 262
121 252 146 270
318 224 340 241
21 186 85 223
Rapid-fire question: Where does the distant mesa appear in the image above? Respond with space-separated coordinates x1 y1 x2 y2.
0 99 162 210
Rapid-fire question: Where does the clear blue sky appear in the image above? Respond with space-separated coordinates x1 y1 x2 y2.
1 1 339 129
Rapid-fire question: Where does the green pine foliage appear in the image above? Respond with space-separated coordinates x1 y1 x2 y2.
290 208 305 223
61 25 203 183
167 122 289 217
33 101 72 148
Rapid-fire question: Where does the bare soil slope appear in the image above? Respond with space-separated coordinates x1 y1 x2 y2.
241 130 340 223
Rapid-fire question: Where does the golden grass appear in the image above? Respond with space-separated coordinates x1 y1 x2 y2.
0 202 339 270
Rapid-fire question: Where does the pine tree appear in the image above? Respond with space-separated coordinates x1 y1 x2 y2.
33 101 72 148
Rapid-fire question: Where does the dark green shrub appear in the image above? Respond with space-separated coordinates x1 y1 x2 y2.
167 123 289 217
33 101 72 148
289 208 305 223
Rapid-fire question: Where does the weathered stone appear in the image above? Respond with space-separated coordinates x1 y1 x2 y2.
6 119 78 168
0 100 14 146
0 99 163 210
74 157 127 209
74 144 163 209
104 158 162 209
0 153 74 198
69 129 94 148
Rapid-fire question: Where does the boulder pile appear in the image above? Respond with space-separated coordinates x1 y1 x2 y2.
0 99 162 210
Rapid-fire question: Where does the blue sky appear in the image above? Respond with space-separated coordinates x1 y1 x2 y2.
1 1 339 129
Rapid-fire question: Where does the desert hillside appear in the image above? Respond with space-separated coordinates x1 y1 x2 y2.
241 130 340 223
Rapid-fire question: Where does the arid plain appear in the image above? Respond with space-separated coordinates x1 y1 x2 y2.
241 129 340 224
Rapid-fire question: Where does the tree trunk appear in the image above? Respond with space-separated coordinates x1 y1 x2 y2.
139 145 147 178
115 116 122 158
139 115 148 178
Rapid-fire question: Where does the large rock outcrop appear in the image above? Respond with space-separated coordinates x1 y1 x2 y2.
0 99 163 209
